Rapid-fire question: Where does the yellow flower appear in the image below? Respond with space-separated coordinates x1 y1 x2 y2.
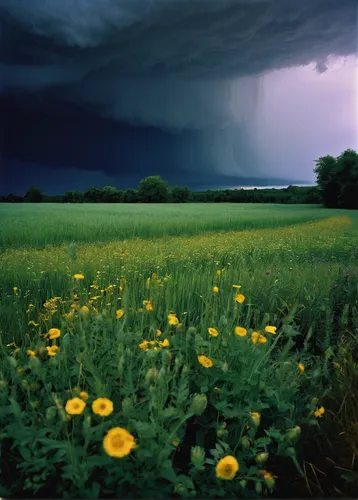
156 329 162 337
235 326 247 337
139 340 149 350
80 305 90 316
216 270 221 277
116 309 124 319
92 397 114 417
48 328 61 340
314 406 325 418
80 391 89 400
172 440 180 447
46 345 59 356
232 284 241 289
73 274 85 280
138 308 143 312
65 397 86 415
212 286 219 294
168 313 179 325
26 349 36 357
251 331 267 345
234 293 245 304
298 362 305 374
265 325 277 334
198 355 213 368
103 427 136 458
13 287 18 294
159 338 170 348
216 456 239 480
143 300 153 311
208 327 219 337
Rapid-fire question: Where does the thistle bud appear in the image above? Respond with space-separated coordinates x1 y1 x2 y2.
29 356 41 372
162 349 172 366
122 397 133 416
239 480 247 489
191 446 205 471
145 367 159 385
46 406 57 422
216 427 228 439
264 472 275 490
256 452 269 465
174 483 188 497
285 425 301 442
249 411 261 428
187 326 196 335
190 394 207 416
241 436 251 451
222 361 229 373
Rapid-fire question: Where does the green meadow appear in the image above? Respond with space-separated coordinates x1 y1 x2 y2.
0 203 358 498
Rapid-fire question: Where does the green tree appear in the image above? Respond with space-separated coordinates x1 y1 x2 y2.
314 150 358 208
138 176 170 203
171 185 191 202
24 185 43 202
101 186 121 203
84 187 102 203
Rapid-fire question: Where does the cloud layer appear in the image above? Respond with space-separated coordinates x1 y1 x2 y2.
1 0 357 187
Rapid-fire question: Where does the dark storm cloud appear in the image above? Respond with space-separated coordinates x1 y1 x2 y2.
1 0 356 129
0 0 357 188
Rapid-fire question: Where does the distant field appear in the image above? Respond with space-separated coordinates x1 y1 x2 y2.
0 202 349 250
1 203 358 498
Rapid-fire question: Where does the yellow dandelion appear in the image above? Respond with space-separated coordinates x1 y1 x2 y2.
156 329 162 337
251 331 267 345
73 274 85 280
80 305 90 316
13 286 18 294
265 325 277 334
80 391 89 400
235 326 247 337
197 355 213 368
298 363 305 374
103 427 136 458
232 284 241 289
139 340 149 350
143 300 153 311
26 349 36 357
234 293 245 304
116 309 124 319
92 397 114 417
314 406 325 418
46 345 59 356
216 456 239 480
212 286 219 294
48 328 61 340
208 327 219 337
65 397 86 415
168 313 179 325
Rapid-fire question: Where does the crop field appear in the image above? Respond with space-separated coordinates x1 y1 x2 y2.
1 203 358 498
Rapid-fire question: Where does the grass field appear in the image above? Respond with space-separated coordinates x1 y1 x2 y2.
1 203 358 498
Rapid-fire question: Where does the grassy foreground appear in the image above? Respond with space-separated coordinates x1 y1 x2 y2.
0 204 358 498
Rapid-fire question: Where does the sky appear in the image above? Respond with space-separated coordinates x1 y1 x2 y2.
1 0 357 195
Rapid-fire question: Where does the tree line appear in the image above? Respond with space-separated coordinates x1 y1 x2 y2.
1 179 321 204
1 149 357 207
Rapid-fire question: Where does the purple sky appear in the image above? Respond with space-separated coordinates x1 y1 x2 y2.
256 56 358 181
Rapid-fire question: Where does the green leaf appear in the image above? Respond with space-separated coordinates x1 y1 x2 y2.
160 459 177 483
